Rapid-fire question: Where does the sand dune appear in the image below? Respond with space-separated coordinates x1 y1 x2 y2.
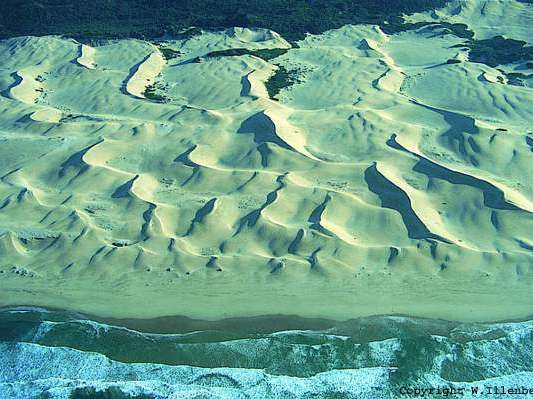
0 1 532 322
76 44 96 69
7 69 41 104
125 50 165 99
406 0 533 41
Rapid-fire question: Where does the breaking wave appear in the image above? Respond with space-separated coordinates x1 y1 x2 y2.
0 308 532 398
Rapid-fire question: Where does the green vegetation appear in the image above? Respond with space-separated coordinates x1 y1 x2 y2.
265 65 302 100
191 47 289 63
497 70 533 86
450 35 533 67
207 48 288 61
143 81 170 103
440 22 474 39
467 36 533 67
69 387 156 399
0 0 448 41
158 47 182 61
505 72 533 79
382 20 474 39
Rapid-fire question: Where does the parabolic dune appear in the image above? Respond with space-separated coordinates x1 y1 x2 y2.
0 0 532 323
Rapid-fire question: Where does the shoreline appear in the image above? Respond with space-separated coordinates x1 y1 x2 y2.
2 271 532 327
2 304 532 334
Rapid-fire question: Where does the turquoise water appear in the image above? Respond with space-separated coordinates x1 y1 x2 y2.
0 308 532 398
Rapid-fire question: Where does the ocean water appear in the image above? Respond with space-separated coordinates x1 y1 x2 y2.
0 308 532 399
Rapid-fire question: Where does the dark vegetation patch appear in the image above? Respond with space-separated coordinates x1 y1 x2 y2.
382 20 474 39
466 36 533 67
111 241 130 247
497 70 533 87
0 0 448 42
158 47 182 61
505 72 533 80
143 80 170 103
192 47 289 63
265 65 304 100
445 59 461 64
67 387 157 399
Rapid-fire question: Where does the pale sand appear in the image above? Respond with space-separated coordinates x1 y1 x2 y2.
125 50 165 99
0 2 532 322
76 44 96 70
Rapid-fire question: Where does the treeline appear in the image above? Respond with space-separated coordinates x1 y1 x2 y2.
0 0 448 41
